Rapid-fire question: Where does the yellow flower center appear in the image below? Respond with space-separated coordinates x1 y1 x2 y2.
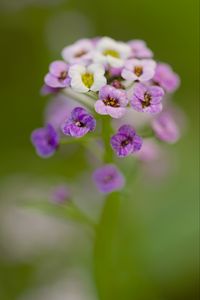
103 49 120 58
81 73 94 88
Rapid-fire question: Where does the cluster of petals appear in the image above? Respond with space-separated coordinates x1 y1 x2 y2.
42 36 182 122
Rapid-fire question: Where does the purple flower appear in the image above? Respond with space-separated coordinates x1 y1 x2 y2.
131 83 164 114
153 63 180 92
128 40 153 59
31 124 59 158
152 111 180 143
44 61 70 88
62 107 96 138
51 185 70 204
94 85 128 118
111 125 143 157
93 164 125 194
122 59 156 82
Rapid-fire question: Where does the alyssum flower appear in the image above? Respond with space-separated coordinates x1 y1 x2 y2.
153 63 180 93
93 164 125 194
62 107 96 138
31 124 59 158
94 85 128 118
131 83 165 114
152 111 180 143
94 37 131 68
122 59 156 82
62 38 94 64
69 63 106 93
111 125 143 157
128 39 153 59
31 36 183 196
44 61 70 88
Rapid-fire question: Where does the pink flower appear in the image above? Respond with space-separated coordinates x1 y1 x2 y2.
153 63 180 92
94 85 128 118
122 59 156 82
128 40 153 58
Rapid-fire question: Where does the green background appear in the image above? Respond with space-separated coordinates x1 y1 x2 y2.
0 0 199 299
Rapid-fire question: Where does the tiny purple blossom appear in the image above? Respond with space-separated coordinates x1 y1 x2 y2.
111 125 143 157
44 61 70 88
152 111 180 143
122 59 156 82
153 63 180 92
62 107 96 138
51 185 70 204
93 164 125 194
131 83 164 114
31 124 59 158
94 85 128 118
128 40 153 59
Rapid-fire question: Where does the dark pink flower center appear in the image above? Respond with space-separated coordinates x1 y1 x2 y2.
59 71 67 80
142 92 152 108
121 137 132 147
103 97 120 107
75 121 84 127
134 66 143 77
74 50 87 58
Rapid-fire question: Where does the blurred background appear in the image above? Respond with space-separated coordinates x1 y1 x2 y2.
0 0 199 299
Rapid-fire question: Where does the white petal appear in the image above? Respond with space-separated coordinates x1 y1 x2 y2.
68 64 86 77
107 55 124 68
70 74 89 93
88 63 105 74
91 74 107 92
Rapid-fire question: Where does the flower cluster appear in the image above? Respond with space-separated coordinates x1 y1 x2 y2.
32 37 182 194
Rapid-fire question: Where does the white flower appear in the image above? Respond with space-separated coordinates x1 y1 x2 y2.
93 37 131 68
61 39 94 64
69 63 107 93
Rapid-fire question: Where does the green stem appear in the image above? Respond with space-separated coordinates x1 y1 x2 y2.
94 192 121 299
101 116 114 163
60 135 100 145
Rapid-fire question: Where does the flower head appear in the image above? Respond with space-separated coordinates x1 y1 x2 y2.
93 164 125 194
128 40 153 59
62 107 96 137
94 85 128 118
94 37 131 68
122 59 156 82
111 125 143 157
44 61 70 88
69 63 106 93
62 39 94 64
131 83 164 114
152 111 180 143
51 185 71 203
31 124 59 158
153 63 180 92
